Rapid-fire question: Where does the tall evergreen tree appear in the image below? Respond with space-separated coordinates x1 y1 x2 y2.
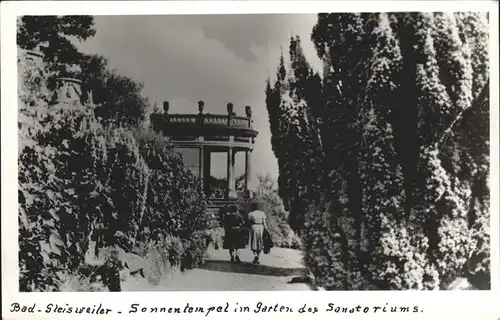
265 37 324 233
286 36 324 232
268 12 490 290
307 13 372 287
266 51 291 210
360 13 439 289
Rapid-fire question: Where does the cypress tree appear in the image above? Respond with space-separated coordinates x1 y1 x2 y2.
265 37 325 234
268 12 490 290
265 51 291 210
286 36 324 233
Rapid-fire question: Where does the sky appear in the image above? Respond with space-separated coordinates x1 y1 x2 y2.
76 14 322 180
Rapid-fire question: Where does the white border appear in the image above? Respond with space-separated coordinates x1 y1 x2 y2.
2 2 499 320
0 1 498 15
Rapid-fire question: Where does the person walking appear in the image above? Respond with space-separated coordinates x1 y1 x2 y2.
222 205 245 263
247 200 268 264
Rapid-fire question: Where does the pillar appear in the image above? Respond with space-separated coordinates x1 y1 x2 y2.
203 149 212 195
227 147 237 198
245 150 250 190
245 150 253 195
199 146 204 178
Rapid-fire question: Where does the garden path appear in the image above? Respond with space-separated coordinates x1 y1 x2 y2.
121 247 314 291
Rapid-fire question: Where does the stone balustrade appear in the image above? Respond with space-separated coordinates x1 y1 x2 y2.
166 114 252 129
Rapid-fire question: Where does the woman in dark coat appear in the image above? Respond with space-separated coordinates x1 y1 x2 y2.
222 205 245 263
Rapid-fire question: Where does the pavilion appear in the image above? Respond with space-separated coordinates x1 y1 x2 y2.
149 100 258 213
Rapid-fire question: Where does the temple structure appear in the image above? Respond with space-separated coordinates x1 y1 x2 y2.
149 101 258 214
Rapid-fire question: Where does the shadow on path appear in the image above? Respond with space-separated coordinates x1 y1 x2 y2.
199 259 306 277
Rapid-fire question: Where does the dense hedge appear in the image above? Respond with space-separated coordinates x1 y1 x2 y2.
18 51 213 291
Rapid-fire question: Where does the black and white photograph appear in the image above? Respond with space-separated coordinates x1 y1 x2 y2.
3 0 498 302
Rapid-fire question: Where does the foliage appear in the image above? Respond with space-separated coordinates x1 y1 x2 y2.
18 50 213 291
133 128 216 238
18 51 106 291
267 12 490 290
180 231 208 271
140 234 184 286
17 16 96 75
266 37 324 232
17 17 149 127
254 174 301 249
135 231 208 287
80 54 150 127
97 128 150 250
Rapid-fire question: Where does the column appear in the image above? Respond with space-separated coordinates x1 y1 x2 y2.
245 150 253 196
203 149 212 196
198 136 204 178
232 150 237 196
227 147 237 199
244 150 250 191
199 145 204 179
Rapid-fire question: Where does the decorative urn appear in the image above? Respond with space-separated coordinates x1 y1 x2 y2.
227 102 234 115
245 105 252 118
163 100 170 114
